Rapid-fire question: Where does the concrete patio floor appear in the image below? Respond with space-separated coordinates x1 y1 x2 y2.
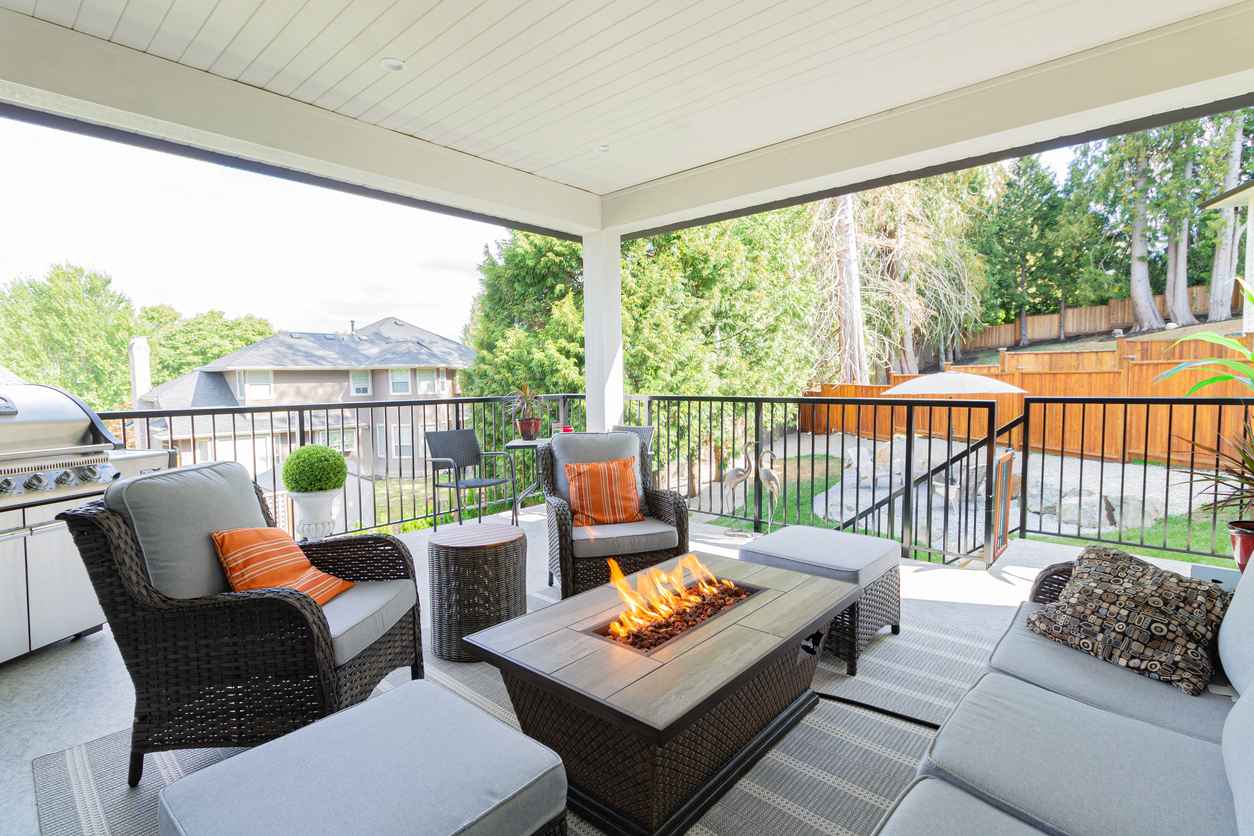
0 512 1103 834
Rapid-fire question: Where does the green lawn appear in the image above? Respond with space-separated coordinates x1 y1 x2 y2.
1034 504 1241 567
710 456 844 532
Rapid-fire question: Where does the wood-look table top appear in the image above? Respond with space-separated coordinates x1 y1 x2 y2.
465 552 859 740
428 523 525 549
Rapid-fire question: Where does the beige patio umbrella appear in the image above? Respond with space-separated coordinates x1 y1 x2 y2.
883 371 1025 395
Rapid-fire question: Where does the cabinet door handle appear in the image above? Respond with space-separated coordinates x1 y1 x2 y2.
28 522 66 537
0 527 30 543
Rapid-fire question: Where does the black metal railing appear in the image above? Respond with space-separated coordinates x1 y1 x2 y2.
1018 396 1254 561
100 394 585 535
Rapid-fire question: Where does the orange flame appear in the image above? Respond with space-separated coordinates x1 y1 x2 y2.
606 554 738 641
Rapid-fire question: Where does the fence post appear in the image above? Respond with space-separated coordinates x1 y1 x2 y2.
983 404 997 567
1019 399 1031 539
753 400 765 534
900 404 914 560
297 410 306 447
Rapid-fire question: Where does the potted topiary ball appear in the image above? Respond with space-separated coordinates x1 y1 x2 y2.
283 444 348 540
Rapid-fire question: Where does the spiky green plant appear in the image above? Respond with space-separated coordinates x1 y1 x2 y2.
1157 280 1254 394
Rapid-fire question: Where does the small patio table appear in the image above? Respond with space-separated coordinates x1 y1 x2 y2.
428 523 526 661
505 437 550 521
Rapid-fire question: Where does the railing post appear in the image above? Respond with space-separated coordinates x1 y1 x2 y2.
297 410 306 447
900 404 914 560
753 400 765 534
559 395 570 429
1019 399 1032 539
983 404 997 567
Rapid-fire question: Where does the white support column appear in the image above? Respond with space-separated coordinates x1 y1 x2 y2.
1244 196 1254 335
582 230 624 432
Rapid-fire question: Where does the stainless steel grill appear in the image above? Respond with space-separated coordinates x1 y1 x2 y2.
0 384 174 663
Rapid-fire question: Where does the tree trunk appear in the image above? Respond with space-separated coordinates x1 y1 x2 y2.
1017 264 1030 346
1165 236 1177 322
952 336 963 362
835 194 869 383
1058 298 1066 341
1174 184 1198 324
1129 165 1165 331
900 271 918 374
1210 116 1244 322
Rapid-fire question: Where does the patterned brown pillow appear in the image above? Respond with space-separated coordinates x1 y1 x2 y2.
1026 546 1231 695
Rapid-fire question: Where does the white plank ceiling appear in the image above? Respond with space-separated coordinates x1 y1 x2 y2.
4 0 1244 194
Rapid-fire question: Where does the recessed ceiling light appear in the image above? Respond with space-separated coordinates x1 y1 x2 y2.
596 143 610 153
380 57 406 72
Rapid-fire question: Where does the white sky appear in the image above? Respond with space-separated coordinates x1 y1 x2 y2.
0 115 506 339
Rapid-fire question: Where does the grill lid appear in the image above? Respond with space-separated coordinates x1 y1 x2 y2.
0 384 119 462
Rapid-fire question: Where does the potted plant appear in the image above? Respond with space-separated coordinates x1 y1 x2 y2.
1159 278 1254 570
511 384 542 440
282 444 348 541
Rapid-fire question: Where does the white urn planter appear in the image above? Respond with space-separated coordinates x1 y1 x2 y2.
291 489 339 541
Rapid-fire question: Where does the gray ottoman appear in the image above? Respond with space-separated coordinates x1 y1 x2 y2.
740 526 901 675
159 680 568 836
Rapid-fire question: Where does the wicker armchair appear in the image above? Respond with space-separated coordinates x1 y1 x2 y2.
538 433 688 598
57 484 421 786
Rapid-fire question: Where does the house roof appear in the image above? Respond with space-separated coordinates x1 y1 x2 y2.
200 318 474 372
138 369 238 410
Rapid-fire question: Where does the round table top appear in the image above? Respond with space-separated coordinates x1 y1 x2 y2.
428 523 525 549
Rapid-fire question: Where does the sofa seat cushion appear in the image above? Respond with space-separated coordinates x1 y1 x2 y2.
1027 547 1230 695
991 602 1233 742
920 672 1237 836
1223 696 1254 835
739 526 899 586
158 680 566 836
104 461 268 599
322 579 416 665
1220 568 1254 694
571 517 678 559
873 778 1045 836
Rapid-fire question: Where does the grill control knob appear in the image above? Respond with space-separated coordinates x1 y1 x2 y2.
0 477 14 494
23 473 47 492
76 465 100 482
55 469 76 486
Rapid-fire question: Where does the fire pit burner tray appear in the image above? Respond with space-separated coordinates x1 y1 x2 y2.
465 553 860 836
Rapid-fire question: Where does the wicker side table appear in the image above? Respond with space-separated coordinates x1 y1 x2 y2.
429 524 527 662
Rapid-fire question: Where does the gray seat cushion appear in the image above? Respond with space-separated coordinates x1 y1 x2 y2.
991 602 1233 742
873 778 1045 836
322 579 417 665
1223 695 1254 835
104 461 267 599
158 680 566 836
921 672 1238 836
739 526 898 586
1220 568 1254 695
571 517 678 558
550 432 644 505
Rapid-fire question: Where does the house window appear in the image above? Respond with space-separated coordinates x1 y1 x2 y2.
416 369 437 395
437 369 452 394
314 428 356 452
374 423 413 457
236 369 273 400
389 369 411 395
350 370 371 396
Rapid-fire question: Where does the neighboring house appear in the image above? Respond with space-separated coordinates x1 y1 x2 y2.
135 318 475 486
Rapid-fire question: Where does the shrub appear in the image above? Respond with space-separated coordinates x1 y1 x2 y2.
283 445 348 493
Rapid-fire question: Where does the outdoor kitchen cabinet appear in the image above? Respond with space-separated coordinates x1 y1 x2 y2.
0 509 29 662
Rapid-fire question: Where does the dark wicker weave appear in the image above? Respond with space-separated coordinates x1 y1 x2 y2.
56 485 421 786
538 441 689 598
533 813 569 836
824 568 900 676
429 526 527 661
1030 561 1075 604
503 641 818 833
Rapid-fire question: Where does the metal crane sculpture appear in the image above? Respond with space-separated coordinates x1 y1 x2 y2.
759 448 781 531
721 442 755 509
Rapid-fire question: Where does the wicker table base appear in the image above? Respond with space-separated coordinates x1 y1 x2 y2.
428 524 526 662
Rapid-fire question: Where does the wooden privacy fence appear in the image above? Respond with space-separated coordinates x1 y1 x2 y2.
963 286 1235 351
800 333 1254 463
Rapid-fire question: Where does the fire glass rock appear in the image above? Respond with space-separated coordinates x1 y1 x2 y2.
607 583 751 652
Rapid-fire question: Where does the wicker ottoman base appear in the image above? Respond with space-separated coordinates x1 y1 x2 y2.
502 640 821 836
429 525 526 662
825 567 901 675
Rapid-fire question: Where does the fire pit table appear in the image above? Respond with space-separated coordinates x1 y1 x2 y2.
465 552 859 836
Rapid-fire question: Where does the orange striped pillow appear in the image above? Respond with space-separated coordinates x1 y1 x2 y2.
563 458 644 527
210 527 353 606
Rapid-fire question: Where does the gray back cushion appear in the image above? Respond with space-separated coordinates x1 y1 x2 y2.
1220 569 1254 694
1222 695 1253 835
104 461 268 599
550 432 644 504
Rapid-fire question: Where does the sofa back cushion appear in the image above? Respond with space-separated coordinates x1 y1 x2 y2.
104 461 268 599
1222 695 1253 835
550 432 644 505
1220 569 1254 695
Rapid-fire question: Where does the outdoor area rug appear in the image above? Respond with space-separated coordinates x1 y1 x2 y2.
34 654 935 836
811 597 1017 726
